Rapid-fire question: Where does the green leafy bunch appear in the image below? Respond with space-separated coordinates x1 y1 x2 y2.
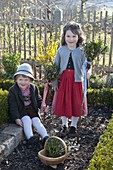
2 52 21 78
84 39 108 62
43 62 60 82
45 136 65 158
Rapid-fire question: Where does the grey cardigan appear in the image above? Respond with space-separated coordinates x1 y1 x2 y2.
53 45 86 87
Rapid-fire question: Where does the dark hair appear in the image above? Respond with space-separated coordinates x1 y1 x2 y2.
61 21 84 47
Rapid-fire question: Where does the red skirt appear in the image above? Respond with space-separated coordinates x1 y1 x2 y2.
54 69 87 118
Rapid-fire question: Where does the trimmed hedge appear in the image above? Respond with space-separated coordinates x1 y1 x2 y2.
0 79 14 91
88 88 113 108
87 115 113 170
0 88 8 126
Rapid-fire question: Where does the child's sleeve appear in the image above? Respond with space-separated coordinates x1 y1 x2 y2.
87 65 92 79
35 86 42 109
8 90 21 123
52 50 60 88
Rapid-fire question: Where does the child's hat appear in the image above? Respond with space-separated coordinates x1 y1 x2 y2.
13 63 34 80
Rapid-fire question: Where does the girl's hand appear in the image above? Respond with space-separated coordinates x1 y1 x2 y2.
86 63 91 70
87 65 92 79
44 106 49 113
15 119 23 127
53 87 58 92
40 103 46 113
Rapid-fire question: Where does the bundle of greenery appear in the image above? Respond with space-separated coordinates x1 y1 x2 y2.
84 39 108 62
43 62 60 82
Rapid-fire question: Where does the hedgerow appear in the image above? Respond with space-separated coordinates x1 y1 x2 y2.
0 88 8 126
87 115 113 170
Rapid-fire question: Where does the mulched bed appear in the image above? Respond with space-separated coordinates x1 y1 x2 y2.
0 105 112 170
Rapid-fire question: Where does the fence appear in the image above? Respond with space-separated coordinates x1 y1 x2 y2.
0 1 113 79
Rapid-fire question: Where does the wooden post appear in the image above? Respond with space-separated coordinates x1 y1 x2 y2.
92 10 96 41
28 24 31 56
7 23 11 53
13 7 16 53
109 12 113 67
54 9 62 40
34 24 37 78
18 24 21 55
103 11 107 67
80 0 84 23
23 26 26 60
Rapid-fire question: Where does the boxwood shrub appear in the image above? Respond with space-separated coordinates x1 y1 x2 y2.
0 79 14 90
87 115 113 170
0 88 8 126
88 88 113 108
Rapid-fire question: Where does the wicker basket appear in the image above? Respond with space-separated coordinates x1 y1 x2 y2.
38 136 67 165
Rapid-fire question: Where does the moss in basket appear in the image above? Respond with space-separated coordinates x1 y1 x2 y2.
45 137 65 158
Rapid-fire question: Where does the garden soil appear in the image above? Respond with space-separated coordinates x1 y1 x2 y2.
0 105 112 170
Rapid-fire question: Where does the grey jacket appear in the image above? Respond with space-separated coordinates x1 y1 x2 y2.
53 45 86 87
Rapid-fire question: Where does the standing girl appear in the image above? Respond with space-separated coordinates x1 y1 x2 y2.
52 21 91 137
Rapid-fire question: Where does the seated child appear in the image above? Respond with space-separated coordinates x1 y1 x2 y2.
8 63 49 146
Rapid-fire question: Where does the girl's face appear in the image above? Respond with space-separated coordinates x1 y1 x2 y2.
16 75 31 90
65 30 78 49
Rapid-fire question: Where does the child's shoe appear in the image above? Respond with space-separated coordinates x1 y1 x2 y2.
27 135 40 146
68 126 77 138
58 125 68 138
43 136 49 146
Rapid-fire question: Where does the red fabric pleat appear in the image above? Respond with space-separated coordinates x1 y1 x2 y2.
54 69 86 118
